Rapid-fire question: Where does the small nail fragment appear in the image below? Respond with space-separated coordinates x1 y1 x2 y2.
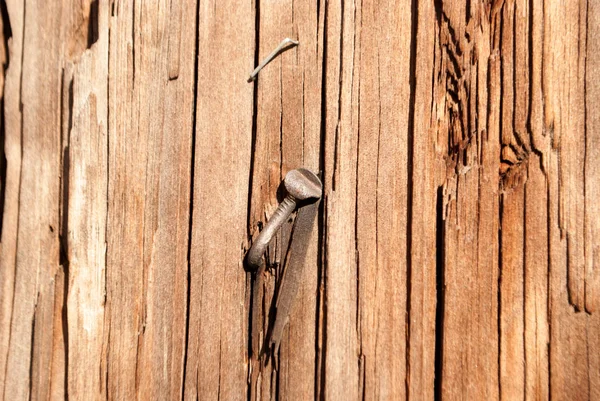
248 38 299 82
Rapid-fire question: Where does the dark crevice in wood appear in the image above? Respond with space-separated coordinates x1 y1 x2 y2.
246 0 260 240
61 264 69 401
59 70 73 264
434 186 445 401
359 354 365 401
406 0 419 397
354 27 361 354
279 57 283 181
523 178 528 399
28 293 40 398
583 0 590 315
316 1 328 398
0 0 10 239
131 0 136 85
59 71 70 394
498 194 503 401
182 0 201 398
57 73 72 401
314 197 325 400
316 0 321 59
545 173 552 401
465 0 471 26
331 0 344 192
509 0 518 157
525 0 538 156
104 5 111 398
0 0 10 57
275 350 281 400
246 281 256 401
87 0 99 49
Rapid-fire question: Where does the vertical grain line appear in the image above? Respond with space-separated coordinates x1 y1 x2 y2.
498 194 503 401
104 4 112 398
59 68 73 401
0 0 11 238
245 0 260 399
434 186 445 401
582 0 589 313
316 1 328 398
331 0 344 192
545 160 552 401
279 53 283 180
181 0 201 398
246 0 259 238
497 8 505 394
353 5 361 344
28 297 38 398
405 0 418 397
523 176 528 401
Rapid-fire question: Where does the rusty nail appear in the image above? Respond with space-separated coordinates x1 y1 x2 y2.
246 168 322 269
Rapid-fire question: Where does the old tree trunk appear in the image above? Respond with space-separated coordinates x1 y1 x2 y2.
0 0 599 399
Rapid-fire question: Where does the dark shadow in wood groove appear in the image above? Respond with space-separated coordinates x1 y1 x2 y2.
246 0 260 399
316 1 328 398
181 0 202 398
246 0 260 241
0 0 12 238
87 0 99 49
498 194 503 401
434 186 446 401
405 0 419 397
60 144 70 401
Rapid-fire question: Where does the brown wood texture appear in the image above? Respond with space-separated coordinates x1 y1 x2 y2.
0 0 599 400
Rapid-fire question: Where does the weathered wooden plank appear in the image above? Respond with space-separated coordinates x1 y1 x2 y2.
548 149 590 400
544 1 599 399
66 1 108 398
355 0 411 399
472 4 501 398
498 1 527 400
321 0 360 398
0 0 23 395
29 273 64 401
549 0 587 312
435 2 500 399
104 0 150 397
524 158 549 400
105 0 196 399
248 0 324 400
407 0 438 398
184 0 254 399
132 0 196 399
524 3 551 398
500 186 526 400
1 0 66 398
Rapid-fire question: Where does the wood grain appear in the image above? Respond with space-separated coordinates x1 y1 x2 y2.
0 0 598 400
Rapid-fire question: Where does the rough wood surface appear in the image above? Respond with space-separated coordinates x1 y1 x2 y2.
0 0 598 400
